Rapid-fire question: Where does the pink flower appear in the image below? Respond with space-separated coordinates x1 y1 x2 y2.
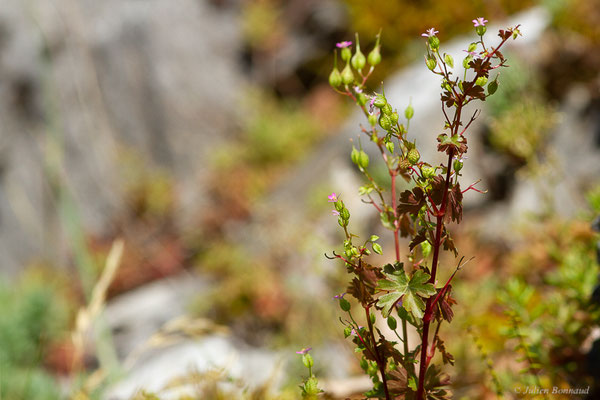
463 50 480 59
296 347 312 355
336 41 352 48
332 210 340 216
472 17 488 27
351 326 364 336
328 192 338 202
421 28 439 38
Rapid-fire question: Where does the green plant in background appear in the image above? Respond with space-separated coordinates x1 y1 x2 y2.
0 270 69 400
296 347 323 399
485 56 559 166
496 224 599 393
321 20 521 399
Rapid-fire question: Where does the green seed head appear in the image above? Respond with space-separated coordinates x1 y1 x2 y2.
407 148 420 165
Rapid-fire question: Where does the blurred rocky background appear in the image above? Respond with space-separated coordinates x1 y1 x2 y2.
0 0 599 399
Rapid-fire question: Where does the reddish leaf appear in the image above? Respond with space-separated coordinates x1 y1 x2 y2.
398 187 426 215
446 183 463 223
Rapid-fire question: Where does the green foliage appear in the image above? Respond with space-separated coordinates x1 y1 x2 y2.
494 218 600 390
378 269 436 319
0 273 69 400
242 90 321 166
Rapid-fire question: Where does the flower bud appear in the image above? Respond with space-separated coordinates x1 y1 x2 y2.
351 42 366 71
368 113 377 126
379 114 392 131
407 148 420 165
335 200 344 212
358 150 369 169
444 53 454 68
389 111 399 125
475 76 488 86
468 42 478 52
373 94 387 108
426 56 437 71
368 46 381 66
475 26 487 36
341 46 352 62
405 104 414 120
382 103 393 116
341 62 354 86
328 68 342 88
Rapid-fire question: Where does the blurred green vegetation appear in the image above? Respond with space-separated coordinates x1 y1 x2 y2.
448 189 600 397
0 268 71 400
486 55 559 164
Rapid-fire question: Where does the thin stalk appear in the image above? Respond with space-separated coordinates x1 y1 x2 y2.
366 306 391 400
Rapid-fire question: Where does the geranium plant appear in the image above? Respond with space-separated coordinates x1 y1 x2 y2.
322 19 521 399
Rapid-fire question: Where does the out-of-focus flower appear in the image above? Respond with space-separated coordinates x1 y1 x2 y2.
296 347 312 355
328 193 338 202
421 28 439 37
332 210 340 216
336 41 352 48
472 17 488 27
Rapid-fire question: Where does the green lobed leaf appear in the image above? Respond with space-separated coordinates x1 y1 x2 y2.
377 269 436 318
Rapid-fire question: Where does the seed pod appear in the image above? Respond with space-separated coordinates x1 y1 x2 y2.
426 56 437 71
453 158 463 173
341 62 354 85
368 46 381 66
407 148 420 165
422 166 435 178
341 46 352 62
368 113 377 126
358 150 369 169
357 92 368 106
351 35 366 71
399 158 412 171
373 94 387 108
328 68 342 88
387 316 397 330
382 103 393 116
351 147 360 165
302 354 314 369
339 297 351 312
488 78 499 95
390 111 399 125
476 76 488 86
379 114 392 131
444 53 454 68
428 36 440 50
340 208 350 221
405 104 414 120
386 140 394 154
